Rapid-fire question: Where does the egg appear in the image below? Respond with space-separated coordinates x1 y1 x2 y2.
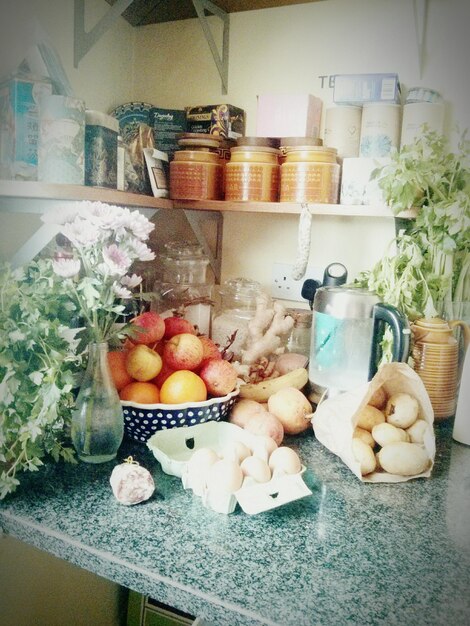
268 446 302 475
222 440 252 463
185 447 219 496
240 455 271 483
206 459 244 493
251 435 278 462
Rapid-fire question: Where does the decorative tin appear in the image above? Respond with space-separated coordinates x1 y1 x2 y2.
359 103 401 158
225 145 280 202
38 95 85 184
85 110 118 188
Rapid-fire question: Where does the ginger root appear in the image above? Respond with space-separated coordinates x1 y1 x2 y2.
241 295 294 365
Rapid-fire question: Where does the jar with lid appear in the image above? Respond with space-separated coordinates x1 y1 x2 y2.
151 241 213 335
225 141 280 202
169 133 223 201
286 308 312 357
211 278 266 358
280 145 340 203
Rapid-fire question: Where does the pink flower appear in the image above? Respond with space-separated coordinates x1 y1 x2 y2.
102 244 131 276
52 258 81 278
121 273 142 289
127 239 155 262
113 284 132 299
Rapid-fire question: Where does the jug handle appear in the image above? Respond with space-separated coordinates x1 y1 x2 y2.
368 303 411 380
449 320 470 352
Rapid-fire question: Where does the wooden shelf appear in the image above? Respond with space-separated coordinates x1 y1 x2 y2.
0 180 417 219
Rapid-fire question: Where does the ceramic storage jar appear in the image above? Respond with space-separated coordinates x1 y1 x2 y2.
225 140 280 202
280 145 340 203
169 133 223 200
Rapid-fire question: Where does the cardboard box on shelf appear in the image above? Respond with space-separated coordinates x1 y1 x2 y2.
0 74 53 180
333 73 401 105
151 107 187 159
185 103 245 139
255 93 323 138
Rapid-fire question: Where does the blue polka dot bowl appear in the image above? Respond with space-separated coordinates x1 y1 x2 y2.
121 388 240 443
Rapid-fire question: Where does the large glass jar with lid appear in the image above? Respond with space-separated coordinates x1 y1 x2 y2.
211 277 267 359
151 241 213 335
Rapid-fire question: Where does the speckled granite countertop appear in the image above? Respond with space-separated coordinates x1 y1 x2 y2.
1 420 469 626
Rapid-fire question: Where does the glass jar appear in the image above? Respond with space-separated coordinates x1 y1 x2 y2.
225 145 280 202
211 277 264 358
286 308 313 357
280 145 340 203
152 241 213 335
169 133 223 200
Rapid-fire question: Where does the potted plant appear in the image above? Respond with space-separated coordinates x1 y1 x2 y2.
356 128 470 323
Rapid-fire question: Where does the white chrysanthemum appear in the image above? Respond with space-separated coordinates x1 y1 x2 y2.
52 258 81 278
102 244 131 276
121 273 142 289
126 210 155 240
113 284 132 299
62 218 101 247
41 203 84 225
127 238 155 262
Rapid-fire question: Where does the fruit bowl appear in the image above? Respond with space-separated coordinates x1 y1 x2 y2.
121 388 240 443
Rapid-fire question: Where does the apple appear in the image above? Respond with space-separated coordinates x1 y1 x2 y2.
151 361 176 388
163 316 196 339
130 311 165 345
163 333 204 371
199 358 238 397
125 344 163 381
199 335 222 361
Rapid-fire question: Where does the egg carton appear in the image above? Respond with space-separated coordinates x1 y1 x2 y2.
147 422 312 515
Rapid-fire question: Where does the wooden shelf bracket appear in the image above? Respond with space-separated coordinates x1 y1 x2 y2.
192 0 230 94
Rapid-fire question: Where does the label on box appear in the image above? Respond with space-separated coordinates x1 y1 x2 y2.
333 73 401 105
186 104 245 139
151 107 187 158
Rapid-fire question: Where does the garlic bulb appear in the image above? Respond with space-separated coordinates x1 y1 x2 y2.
110 456 155 505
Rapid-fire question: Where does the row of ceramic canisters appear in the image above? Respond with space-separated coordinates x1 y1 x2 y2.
323 100 445 159
169 135 340 203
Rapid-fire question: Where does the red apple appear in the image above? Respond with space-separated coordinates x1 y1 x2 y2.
163 333 204 371
199 335 222 361
125 344 163 381
199 358 238 397
163 316 196 339
130 311 165 345
151 361 176 388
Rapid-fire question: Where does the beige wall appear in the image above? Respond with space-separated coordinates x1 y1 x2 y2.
1 0 470 624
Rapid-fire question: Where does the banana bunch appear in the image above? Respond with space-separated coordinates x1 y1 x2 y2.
239 367 309 403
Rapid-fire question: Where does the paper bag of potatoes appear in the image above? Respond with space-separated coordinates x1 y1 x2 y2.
311 362 435 483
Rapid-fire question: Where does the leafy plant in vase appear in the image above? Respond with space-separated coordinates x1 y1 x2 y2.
0 201 156 496
356 128 470 329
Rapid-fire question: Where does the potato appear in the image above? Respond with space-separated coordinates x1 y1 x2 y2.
377 442 430 476
229 399 266 428
406 419 430 444
267 387 313 435
355 405 385 432
385 393 419 429
243 411 284 445
352 438 377 475
353 426 375 448
368 386 387 410
371 422 409 447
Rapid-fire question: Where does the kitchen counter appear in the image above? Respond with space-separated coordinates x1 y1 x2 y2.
1 420 469 626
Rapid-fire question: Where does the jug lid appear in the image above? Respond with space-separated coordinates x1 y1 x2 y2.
313 287 381 319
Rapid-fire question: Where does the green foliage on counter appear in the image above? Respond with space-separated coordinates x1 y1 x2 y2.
357 128 470 322
0 260 83 499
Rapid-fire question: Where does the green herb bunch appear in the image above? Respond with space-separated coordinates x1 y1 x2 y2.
357 128 470 322
0 260 83 498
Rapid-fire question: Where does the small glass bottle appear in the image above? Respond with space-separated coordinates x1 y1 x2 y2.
211 277 264 358
286 308 313 357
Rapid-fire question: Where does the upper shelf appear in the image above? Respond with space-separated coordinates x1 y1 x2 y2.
0 180 416 218
105 0 323 26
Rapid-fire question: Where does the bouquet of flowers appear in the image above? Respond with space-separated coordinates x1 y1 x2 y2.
0 201 156 497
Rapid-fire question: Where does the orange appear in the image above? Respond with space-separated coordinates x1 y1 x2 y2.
107 350 134 391
119 381 160 404
159 370 207 405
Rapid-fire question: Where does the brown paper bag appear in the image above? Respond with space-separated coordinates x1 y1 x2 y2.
311 362 435 483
